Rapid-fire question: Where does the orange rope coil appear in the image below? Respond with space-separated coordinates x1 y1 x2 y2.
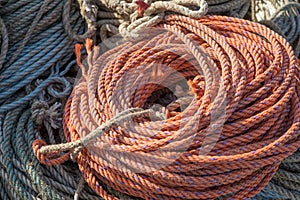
33 15 300 200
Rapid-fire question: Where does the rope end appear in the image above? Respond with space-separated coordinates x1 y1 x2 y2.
75 43 83 67
85 38 93 54
75 43 88 78
135 0 150 16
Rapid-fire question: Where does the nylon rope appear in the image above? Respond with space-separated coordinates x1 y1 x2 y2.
33 15 300 200
1 0 300 199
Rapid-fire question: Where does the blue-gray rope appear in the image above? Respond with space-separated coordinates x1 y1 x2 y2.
0 1 79 113
0 0 102 199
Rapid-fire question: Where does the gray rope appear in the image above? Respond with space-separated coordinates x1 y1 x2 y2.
0 0 299 199
0 0 82 113
252 0 300 57
74 0 252 43
74 177 85 200
63 0 97 42
0 0 104 199
0 16 8 70
76 0 211 40
207 0 250 18
39 108 153 154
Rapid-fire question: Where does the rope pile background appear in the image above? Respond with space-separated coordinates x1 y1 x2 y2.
0 0 299 199
251 0 300 57
75 0 251 42
0 0 102 199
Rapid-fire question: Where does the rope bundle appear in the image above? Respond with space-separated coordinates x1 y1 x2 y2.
0 0 79 113
253 62 300 200
251 0 300 57
33 15 300 199
78 0 208 40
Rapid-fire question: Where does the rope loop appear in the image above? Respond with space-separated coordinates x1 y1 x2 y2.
33 107 155 165
32 139 71 166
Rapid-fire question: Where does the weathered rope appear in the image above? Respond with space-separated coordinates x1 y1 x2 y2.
0 0 80 113
75 0 251 42
251 0 300 57
249 1 300 199
207 0 250 18
0 16 8 70
254 63 300 200
34 15 300 199
0 0 104 199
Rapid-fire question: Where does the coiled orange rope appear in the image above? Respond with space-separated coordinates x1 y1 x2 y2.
33 15 300 200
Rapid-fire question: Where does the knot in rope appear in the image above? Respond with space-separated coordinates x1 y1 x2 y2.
31 100 62 129
70 0 256 43
34 15 300 200
78 0 208 39
119 0 209 37
77 0 98 30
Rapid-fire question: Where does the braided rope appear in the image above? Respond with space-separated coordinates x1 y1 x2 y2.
0 0 81 113
1 0 300 199
0 16 8 70
34 15 300 199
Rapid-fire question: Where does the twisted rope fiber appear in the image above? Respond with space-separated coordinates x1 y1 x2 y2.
34 15 300 199
250 1 300 199
0 105 102 200
253 63 300 200
251 0 300 57
0 0 105 199
0 0 78 113
74 0 250 42
206 0 250 18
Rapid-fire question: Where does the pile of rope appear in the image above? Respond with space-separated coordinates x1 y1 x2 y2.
33 15 300 199
0 0 104 199
250 1 300 199
74 0 300 56
0 0 300 199
75 0 250 42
